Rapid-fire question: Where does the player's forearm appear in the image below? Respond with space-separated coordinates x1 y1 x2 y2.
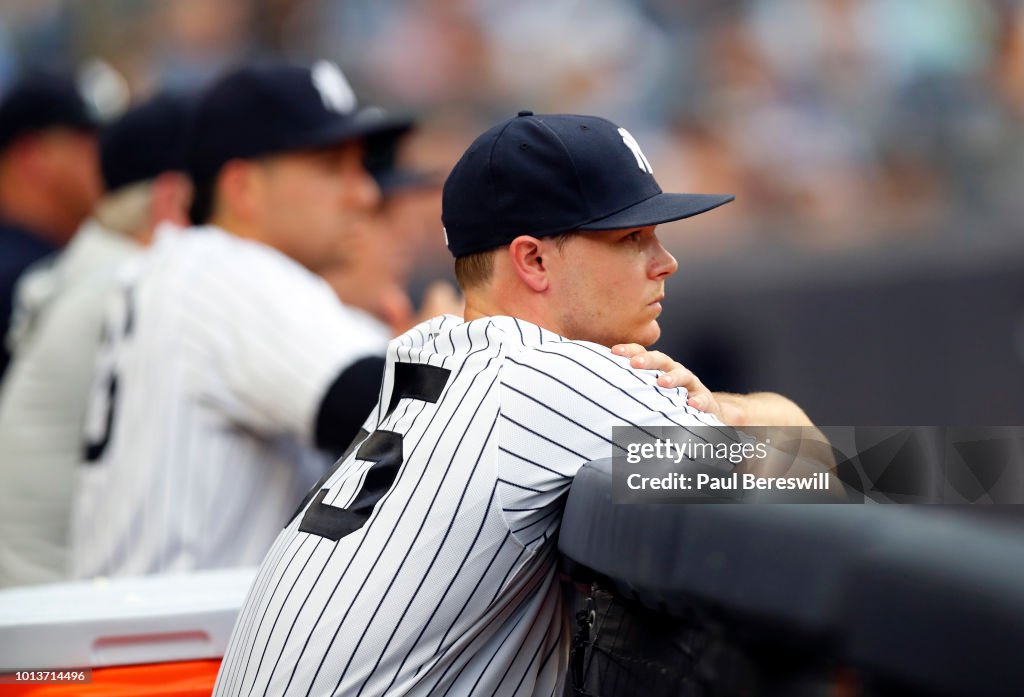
718 392 839 486
714 391 813 428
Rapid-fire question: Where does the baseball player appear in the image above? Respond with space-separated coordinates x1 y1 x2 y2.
0 92 192 588
69 61 423 579
0 71 103 379
214 113 819 696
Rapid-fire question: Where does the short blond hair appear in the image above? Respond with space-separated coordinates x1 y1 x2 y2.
453 232 579 291
454 249 497 291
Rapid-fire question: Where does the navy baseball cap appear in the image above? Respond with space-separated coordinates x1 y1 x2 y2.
0 72 100 152
186 60 413 183
100 92 191 192
441 111 734 257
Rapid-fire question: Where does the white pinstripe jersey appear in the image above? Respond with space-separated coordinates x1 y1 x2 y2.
0 221 137 587
70 225 390 578
214 314 724 697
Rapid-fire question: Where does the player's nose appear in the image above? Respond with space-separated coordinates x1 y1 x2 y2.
648 235 678 280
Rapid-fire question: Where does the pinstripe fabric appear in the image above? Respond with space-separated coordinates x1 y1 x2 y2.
70 226 390 578
214 314 723 697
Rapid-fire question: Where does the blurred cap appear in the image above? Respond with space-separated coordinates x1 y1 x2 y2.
441 111 734 257
0 72 100 152
186 60 413 183
100 91 192 192
364 127 440 196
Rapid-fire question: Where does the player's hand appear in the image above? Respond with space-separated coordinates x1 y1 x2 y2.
611 343 724 420
712 392 813 428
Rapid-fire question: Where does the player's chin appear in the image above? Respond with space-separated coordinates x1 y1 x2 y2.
625 320 662 348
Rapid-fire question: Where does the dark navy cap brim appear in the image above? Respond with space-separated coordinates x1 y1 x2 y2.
287 111 413 155
192 111 415 181
578 192 735 231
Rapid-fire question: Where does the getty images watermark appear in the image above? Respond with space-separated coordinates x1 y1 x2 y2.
613 426 837 503
612 426 1024 504
623 434 828 493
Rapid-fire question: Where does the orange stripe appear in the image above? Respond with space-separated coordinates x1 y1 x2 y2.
0 660 220 697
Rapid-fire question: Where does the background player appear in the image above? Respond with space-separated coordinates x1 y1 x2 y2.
320 127 459 336
214 112 820 697
70 61 451 579
0 92 192 588
0 72 103 379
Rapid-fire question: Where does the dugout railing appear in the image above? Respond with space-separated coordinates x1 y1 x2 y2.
558 457 1024 697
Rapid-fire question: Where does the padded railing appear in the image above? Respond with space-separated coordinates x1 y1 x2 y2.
558 458 1024 697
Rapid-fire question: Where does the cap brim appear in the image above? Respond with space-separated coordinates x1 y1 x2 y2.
579 192 734 231
294 110 414 152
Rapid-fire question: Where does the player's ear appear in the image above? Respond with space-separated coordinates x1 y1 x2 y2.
508 235 549 292
217 159 259 222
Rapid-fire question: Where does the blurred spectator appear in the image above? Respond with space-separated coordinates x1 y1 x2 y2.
151 0 255 89
976 1 1024 221
473 0 672 127
0 1 1021 273
0 91 192 588
0 71 101 378
284 0 493 114
0 1 76 77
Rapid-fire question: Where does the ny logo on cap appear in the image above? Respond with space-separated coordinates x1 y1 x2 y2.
618 127 653 174
312 60 357 114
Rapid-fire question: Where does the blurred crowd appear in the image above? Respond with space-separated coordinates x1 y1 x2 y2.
2 0 1023 273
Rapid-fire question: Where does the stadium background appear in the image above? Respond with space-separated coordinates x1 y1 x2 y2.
1 0 1020 420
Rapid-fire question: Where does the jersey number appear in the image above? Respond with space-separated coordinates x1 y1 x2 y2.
297 362 451 541
83 288 134 462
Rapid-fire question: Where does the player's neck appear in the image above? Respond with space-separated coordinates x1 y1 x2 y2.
463 289 562 335
462 295 494 322
209 213 274 250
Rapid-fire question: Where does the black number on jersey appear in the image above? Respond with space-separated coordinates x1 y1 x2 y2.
298 362 451 541
83 288 135 463
83 374 118 461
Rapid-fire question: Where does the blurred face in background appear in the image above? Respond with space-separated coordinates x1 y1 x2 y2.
320 186 441 333
30 128 102 241
248 141 381 273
